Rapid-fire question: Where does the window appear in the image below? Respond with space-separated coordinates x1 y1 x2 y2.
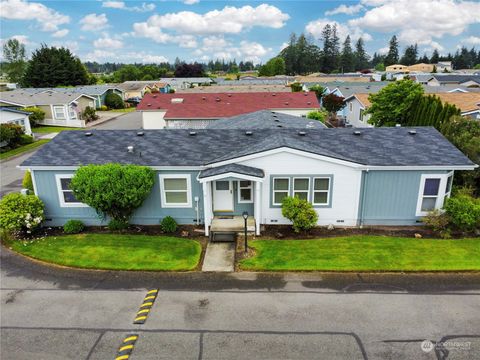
443 172 454 206
293 178 309 201
313 177 330 205
238 180 253 203
53 106 66 120
160 174 191 208
420 178 440 212
69 107 77 119
55 174 86 207
273 178 290 205
416 174 452 216
349 102 352 111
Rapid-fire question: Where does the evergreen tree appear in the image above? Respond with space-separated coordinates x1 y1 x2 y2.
22 45 89 87
340 35 355 73
419 53 430 64
400 44 418 66
320 24 336 73
430 49 440 64
384 35 399 66
354 37 370 71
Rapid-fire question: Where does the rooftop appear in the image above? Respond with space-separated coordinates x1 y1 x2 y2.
0 90 94 106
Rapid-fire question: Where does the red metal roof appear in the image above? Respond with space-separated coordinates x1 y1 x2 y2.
137 92 319 119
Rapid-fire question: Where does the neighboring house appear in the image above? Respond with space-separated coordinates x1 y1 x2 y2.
0 108 32 135
177 84 291 93
160 78 213 90
19 127 476 235
434 93 480 120
138 92 320 129
0 91 96 127
206 110 326 129
427 75 480 87
344 94 373 127
436 61 453 72
386 64 408 72
407 63 434 72
117 81 171 99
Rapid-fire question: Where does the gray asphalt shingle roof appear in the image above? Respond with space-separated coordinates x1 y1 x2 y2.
199 164 264 178
207 110 326 129
20 127 475 168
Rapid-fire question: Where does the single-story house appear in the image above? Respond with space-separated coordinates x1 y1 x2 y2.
386 64 408 72
0 91 96 127
344 94 373 127
117 82 171 99
138 92 320 129
427 75 480 87
160 77 213 90
436 61 452 72
407 63 435 73
434 93 480 120
19 127 476 235
0 107 32 135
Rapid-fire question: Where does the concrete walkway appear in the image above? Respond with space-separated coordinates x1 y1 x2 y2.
202 242 235 272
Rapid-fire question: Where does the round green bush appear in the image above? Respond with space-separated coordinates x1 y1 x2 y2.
108 219 129 231
99 105 108 111
23 107 45 127
444 194 480 232
0 193 44 232
19 134 34 145
63 220 85 234
104 93 124 109
161 216 177 233
281 196 318 233
0 123 23 146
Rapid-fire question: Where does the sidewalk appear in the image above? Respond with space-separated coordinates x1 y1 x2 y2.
202 242 235 272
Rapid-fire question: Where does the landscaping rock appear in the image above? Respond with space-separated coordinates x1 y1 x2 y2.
181 230 189 237
275 232 284 239
327 224 335 230
414 233 422 239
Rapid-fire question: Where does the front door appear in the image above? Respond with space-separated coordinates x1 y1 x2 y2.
213 180 234 212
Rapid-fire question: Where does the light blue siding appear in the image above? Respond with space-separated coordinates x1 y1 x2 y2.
359 170 449 226
33 169 204 226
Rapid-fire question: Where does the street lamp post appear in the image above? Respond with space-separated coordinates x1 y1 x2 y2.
242 211 248 253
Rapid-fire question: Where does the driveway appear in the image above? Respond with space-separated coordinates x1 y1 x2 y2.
92 111 142 130
1 248 479 360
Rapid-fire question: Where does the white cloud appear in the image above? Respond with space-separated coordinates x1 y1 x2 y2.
325 4 364 16
80 13 109 31
183 0 199 4
93 35 123 49
9 35 30 45
464 36 480 45
84 49 115 62
102 1 155 12
279 42 289 51
52 40 79 54
52 29 69 38
193 36 270 63
85 49 168 63
305 18 372 42
377 46 389 55
0 0 70 32
349 0 480 45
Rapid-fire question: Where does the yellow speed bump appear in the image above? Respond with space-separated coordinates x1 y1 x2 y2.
147 289 158 295
137 309 150 315
116 333 138 360
133 289 159 324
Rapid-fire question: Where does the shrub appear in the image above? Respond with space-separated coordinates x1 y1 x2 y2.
0 123 23 146
161 216 177 233
422 209 451 238
0 193 44 233
108 219 129 231
82 106 99 122
308 84 326 99
70 163 155 223
99 105 108 111
168 88 175 93
23 107 45 127
19 134 34 145
105 93 124 109
290 82 303 92
444 193 480 232
63 220 85 234
306 109 328 123
22 171 34 193
281 196 318 233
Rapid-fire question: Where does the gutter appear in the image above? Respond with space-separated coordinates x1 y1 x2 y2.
359 169 369 228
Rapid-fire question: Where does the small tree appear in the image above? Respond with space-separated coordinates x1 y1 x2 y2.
23 107 45 127
322 93 346 115
82 106 99 122
70 164 155 223
0 123 24 147
290 82 303 92
0 193 44 233
281 196 318 233
306 109 328 123
308 84 326 100
104 92 124 109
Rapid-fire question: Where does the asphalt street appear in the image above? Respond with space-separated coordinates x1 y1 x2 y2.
1 247 479 360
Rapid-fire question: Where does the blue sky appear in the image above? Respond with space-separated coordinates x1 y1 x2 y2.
1 0 479 64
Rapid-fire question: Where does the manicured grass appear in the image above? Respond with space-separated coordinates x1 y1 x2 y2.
10 234 202 271
240 236 480 271
107 107 136 113
33 126 82 133
0 140 50 160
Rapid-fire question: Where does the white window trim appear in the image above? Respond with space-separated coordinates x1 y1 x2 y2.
53 106 66 120
272 177 290 206
69 106 77 120
312 177 331 206
237 180 253 204
55 174 88 208
159 174 192 208
415 173 450 217
293 177 310 202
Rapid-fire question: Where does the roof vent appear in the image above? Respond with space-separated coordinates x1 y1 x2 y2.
153 95 157 98
274 119 280 122
127 145 134 153
277 125 283 128
395 123 401 127
227 94 232 97
272 93 276 96
85 132 93 137
245 131 253 136
307 101 311 105
202 96 206 100
189 131 197 136
285 102 289 105
147 103 151 107
408 130 417 135
171 98 184 103
298 131 306 136
353 131 362 136
137 131 144 136
215 97 221 102
304 93 308 96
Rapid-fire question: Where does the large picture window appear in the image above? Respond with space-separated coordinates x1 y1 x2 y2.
55 174 86 207
238 180 253 203
160 174 192 208
313 177 330 205
272 177 290 205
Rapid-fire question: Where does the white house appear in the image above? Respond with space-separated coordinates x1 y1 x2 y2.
344 94 373 128
0 108 32 135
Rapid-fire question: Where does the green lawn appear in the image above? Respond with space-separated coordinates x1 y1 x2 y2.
10 234 202 271
107 107 136 113
0 140 50 160
33 126 82 133
240 236 480 271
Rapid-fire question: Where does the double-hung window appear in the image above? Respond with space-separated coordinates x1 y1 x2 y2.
293 178 309 201
238 181 253 203
160 174 191 208
416 173 453 216
53 106 66 120
55 174 86 207
272 178 290 205
313 177 330 205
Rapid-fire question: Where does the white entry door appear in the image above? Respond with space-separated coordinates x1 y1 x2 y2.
213 180 234 212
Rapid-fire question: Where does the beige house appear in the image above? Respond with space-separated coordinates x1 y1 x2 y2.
408 63 435 72
0 91 95 127
385 64 408 72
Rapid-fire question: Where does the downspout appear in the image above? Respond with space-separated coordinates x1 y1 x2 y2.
359 168 369 228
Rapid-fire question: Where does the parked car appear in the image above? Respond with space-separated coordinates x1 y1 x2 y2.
126 97 142 106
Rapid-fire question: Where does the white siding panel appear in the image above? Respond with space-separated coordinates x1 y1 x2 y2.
142 111 166 129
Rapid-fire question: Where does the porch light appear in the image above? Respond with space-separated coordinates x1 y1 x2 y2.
242 211 248 253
